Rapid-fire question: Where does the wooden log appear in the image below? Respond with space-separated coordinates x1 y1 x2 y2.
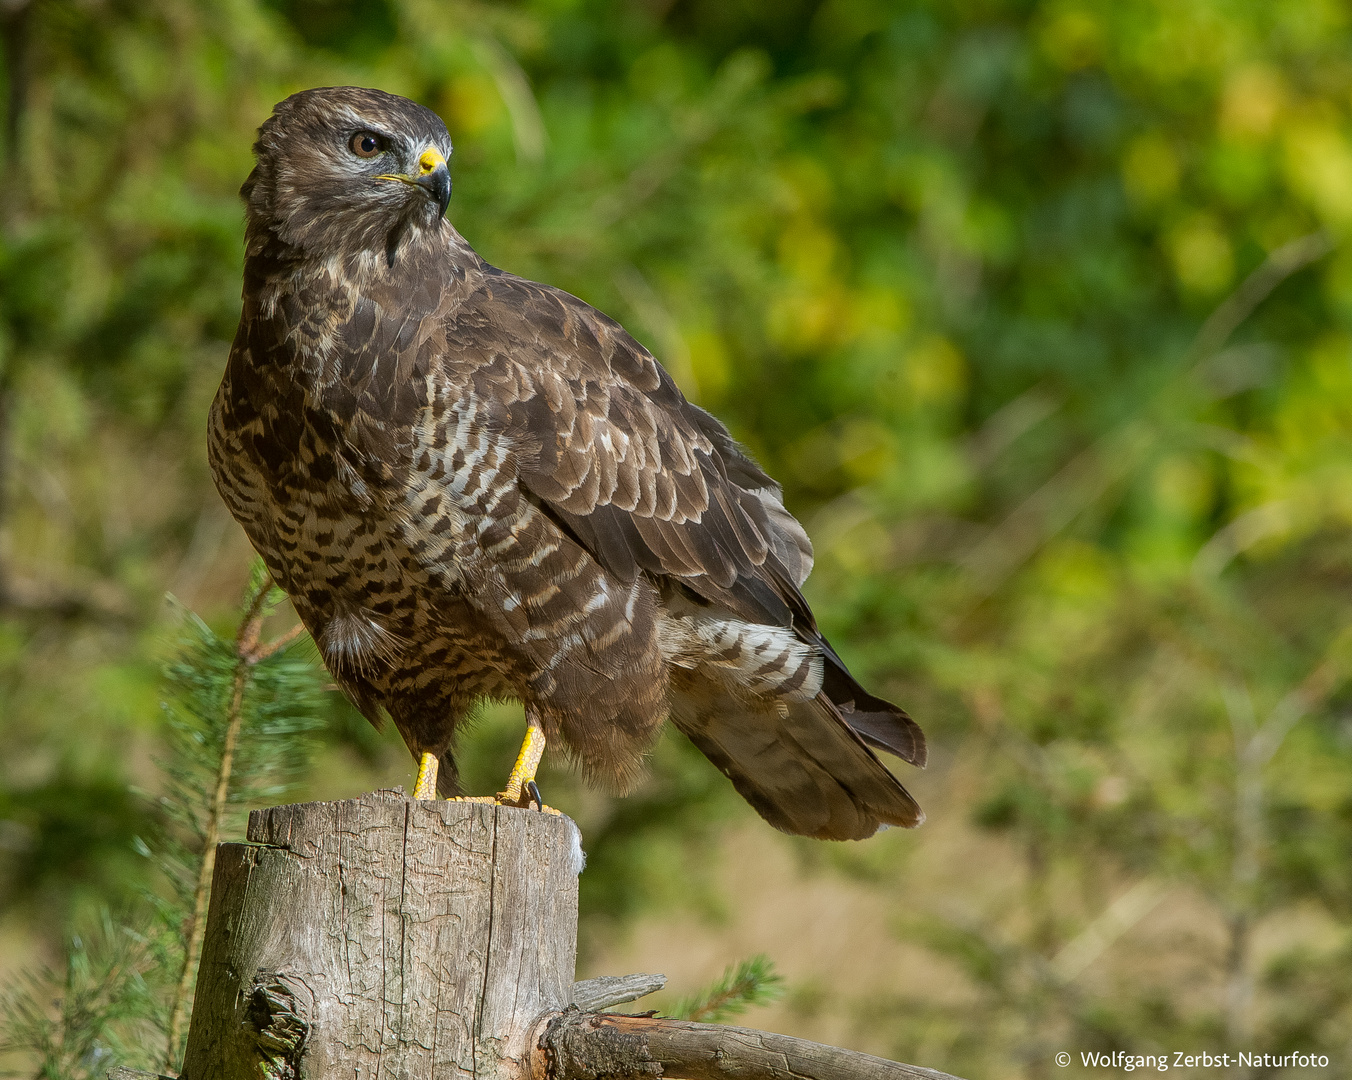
569 973 666 1012
531 1011 966 1080
164 789 967 1080
178 790 582 1080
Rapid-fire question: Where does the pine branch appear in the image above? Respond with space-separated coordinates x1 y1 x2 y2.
666 955 785 1024
0 912 159 1079
161 565 314 1071
0 565 323 1078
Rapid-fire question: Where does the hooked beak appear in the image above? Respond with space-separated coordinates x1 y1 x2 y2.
415 147 452 219
377 146 452 219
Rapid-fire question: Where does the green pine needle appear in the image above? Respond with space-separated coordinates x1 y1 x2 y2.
666 954 785 1024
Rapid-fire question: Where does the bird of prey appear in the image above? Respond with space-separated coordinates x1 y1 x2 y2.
209 87 926 840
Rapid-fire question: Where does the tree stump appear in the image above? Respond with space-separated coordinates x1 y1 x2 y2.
170 789 968 1080
179 790 582 1080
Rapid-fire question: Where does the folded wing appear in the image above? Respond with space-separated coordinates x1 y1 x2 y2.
447 271 925 833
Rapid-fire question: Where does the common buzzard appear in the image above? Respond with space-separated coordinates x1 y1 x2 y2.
209 87 926 840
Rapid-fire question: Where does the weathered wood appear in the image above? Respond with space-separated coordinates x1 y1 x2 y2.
570 973 667 1012
178 790 582 1080
161 790 969 1080
532 1011 965 1080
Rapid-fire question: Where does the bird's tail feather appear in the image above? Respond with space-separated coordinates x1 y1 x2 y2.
818 648 927 767
669 681 924 840
838 704 926 767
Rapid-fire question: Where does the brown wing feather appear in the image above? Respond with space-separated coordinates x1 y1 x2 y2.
453 279 798 615
443 271 924 771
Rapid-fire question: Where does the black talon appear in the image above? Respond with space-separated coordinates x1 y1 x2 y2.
526 779 543 811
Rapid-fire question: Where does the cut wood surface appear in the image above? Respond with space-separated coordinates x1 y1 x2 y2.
177 790 582 1080
533 1011 964 1080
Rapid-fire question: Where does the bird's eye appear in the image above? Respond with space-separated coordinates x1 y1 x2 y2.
349 131 387 158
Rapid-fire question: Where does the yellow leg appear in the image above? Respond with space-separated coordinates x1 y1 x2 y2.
412 751 439 800
500 720 547 803
447 718 558 813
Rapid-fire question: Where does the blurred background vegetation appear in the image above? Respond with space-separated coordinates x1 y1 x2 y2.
2 0 1352 1076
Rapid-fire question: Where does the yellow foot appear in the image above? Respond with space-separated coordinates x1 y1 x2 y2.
448 784 561 816
444 715 561 814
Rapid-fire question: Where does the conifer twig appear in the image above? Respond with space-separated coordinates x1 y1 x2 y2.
245 621 306 663
162 577 287 1070
0 911 158 1076
667 955 784 1024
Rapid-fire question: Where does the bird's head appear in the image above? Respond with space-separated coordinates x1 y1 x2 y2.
243 87 454 265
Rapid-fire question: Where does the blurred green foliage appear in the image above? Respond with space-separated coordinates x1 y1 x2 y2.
1 572 326 1077
3 0 1352 1075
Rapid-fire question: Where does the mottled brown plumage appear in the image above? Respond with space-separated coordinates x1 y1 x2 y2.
209 87 927 840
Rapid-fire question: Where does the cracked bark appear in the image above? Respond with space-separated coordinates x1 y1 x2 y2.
176 790 580 1080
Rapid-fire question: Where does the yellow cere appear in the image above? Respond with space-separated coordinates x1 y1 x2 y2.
418 147 446 175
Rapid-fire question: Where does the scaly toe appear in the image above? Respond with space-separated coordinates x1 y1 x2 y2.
445 792 560 814
447 783 558 814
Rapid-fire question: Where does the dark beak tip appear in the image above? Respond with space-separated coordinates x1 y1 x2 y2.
418 164 452 219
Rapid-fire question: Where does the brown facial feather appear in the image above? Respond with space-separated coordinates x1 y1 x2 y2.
208 86 926 836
